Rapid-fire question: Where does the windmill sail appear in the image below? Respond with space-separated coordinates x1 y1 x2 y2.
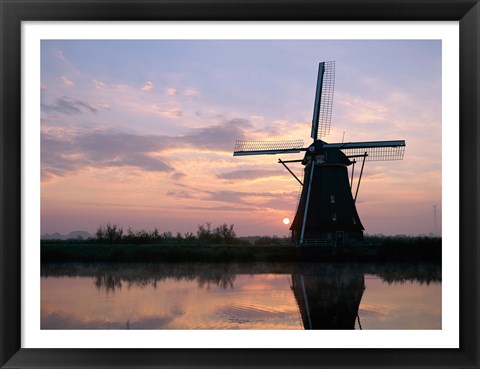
233 139 305 156
324 140 406 161
311 61 335 140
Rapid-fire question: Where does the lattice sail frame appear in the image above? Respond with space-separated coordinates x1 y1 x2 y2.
233 139 304 156
312 61 335 140
341 145 405 161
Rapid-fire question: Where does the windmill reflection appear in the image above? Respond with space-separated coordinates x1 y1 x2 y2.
291 263 365 329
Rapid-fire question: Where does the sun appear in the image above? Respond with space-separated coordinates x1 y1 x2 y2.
282 217 290 225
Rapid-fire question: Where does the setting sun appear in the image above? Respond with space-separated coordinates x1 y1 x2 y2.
283 217 290 225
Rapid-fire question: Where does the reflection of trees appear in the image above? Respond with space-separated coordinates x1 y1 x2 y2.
291 263 365 330
41 261 441 296
42 263 249 292
364 263 441 285
94 274 123 293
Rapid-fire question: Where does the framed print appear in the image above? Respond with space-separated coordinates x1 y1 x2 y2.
1 0 479 368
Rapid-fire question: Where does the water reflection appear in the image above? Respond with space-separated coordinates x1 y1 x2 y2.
43 262 247 293
291 264 365 329
41 262 441 330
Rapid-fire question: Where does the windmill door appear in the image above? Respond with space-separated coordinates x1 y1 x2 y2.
336 231 344 246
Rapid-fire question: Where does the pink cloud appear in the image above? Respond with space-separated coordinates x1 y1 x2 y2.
96 103 111 110
55 49 66 61
61 76 74 87
184 88 199 97
142 81 155 91
153 106 182 117
93 79 107 89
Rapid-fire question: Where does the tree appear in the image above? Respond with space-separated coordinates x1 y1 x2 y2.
197 222 213 242
95 223 123 243
214 223 236 244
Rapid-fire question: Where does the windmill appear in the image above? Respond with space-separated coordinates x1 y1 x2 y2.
233 62 405 246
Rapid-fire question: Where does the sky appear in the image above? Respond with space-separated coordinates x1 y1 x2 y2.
40 39 442 237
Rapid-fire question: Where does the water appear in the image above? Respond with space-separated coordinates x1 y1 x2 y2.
41 262 441 330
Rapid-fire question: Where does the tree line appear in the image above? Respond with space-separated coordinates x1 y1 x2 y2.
93 222 244 245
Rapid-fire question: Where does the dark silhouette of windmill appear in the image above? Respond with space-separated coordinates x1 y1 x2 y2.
290 263 365 329
233 62 405 245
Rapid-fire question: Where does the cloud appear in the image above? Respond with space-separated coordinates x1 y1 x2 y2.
93 79 107 89
41 128 174 179
119 153 173 172
152 106 182 117
206 190 245 204
61 76 74 87
42 97 98 115
240 118 307 141
142 81 155 91
171 172 187 180
168 182 294 209
55 49 66 61
217 169 285 181
41 119 254 180
182 119 251 151
74 100 98 113
259 197 298 211
166 87 177 96
184 205 258 212
337 93 389 124
96 102 111 110
206 189 295 207
184 88 199 96
73 130 170 159
165 190 196 199
41 133 85 177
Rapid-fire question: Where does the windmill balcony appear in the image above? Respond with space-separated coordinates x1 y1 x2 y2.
295 239 337 248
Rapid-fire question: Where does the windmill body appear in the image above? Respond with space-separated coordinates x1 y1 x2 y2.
290 140 364 244
233 62 405 246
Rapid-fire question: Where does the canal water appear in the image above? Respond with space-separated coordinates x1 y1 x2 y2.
41 262 441 330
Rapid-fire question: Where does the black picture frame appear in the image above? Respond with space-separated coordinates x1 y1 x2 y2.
1 0 479 368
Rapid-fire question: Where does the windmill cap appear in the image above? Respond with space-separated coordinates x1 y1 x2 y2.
304 140 352 165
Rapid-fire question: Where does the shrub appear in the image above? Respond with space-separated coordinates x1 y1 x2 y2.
95 223 123 243
89 222 242 246
213 223 236 244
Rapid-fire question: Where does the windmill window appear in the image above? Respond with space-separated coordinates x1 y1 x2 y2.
332 213 337 221
330 195 335 204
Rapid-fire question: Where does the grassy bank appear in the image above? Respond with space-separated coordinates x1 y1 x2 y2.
41 244 297 263
41 236 441 263
341 235 442 262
